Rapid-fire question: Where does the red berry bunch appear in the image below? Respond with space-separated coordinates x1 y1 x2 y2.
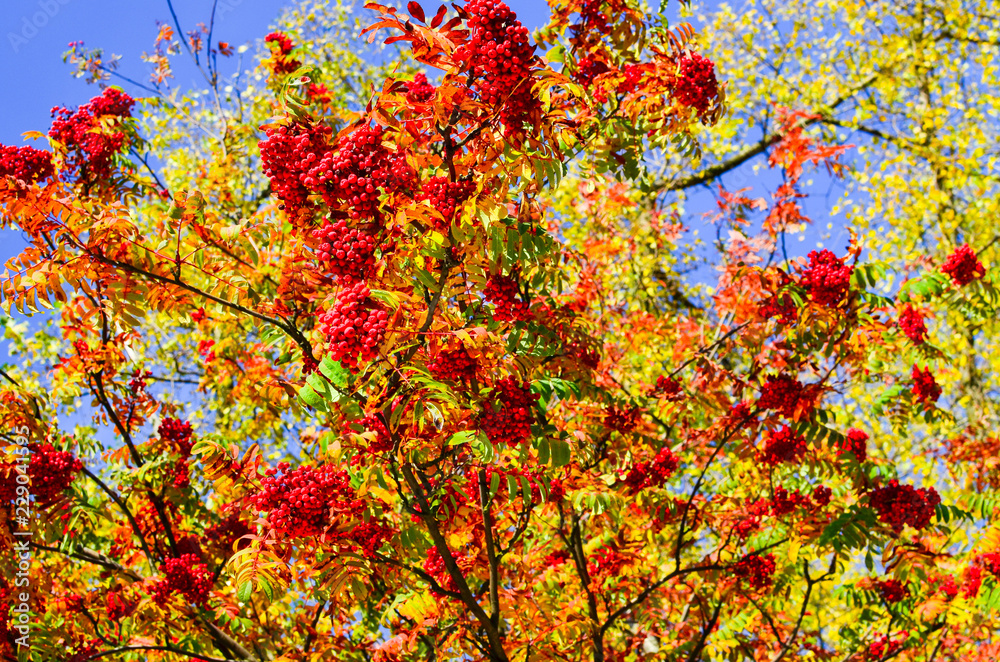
622 447 679 493
577 0 611 34
258 122 332 216
653 375 684 400
307 83 331 104
312 220 378 282
420 176 476 229
669 53 720 117
603 404 640 432
733 553 776 590
897 304 928 344
770 487 810 516
760 425 807 466
875 578 909 603
264 32 301 74
485 273 529 321
170 459 190 489
812 485 832 507
758 290 798 324
733 498 770 539
191 307 207 323
587 545 630 578
479 377 539 447
251 462 361 538
868 479 941 532
940 243 985 286
800 249 853 307
423 545 476 595
350 520 394 558
757 374 813 418
839 428 868 462
456 0 537 131
428 346 479 382
49 88 135 182
198 339 216 363
866 632 907 661
0 444 83 507
0 144 54 183
617 63 645 94
543 549 570 568
149 554 213 606
105 590 137 620
358 413 393 453
573 55 610 87
159 417 194 456
980 552 1000 577
406 73 436 103
311 124 394 219
911 365 941 405
317 283 389 371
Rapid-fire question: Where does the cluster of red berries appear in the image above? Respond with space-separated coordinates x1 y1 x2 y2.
757 374 814 418
307 83 332 104
866 632 907 661
159 417 194 456
653 375 684 400
357 413 393 453
428 346 479 382
733 498 771 539
456 0 537 132
258 122 333 216
149 554 213 606
479 377 539 447
897 304 928 344
0 144 54 184
868 479 941 532
251 462 361 538
421 176 476 229
543 548 570 568
770 487 812 516
577 0 612 34
839 428 868 462
350 520 394 558
49 88 135 182
911 365 941 405
312 220 378 281
317 283 389 371
406 73 436 103
587 545 630 578
800 249 853 307
980 552 1000 578
105 590 137 619
669 53 720 117
198 339 216 363
0 444 83 507
759 425 807 466
618 63 644 95
573 55 610 88
170 459 191 489
424 545 473 594
603 404 640 432
264 32 301 74
759 290 798 324
940 243 985 286
622 448 679 492
484 273 530 321
312 125 410 219
875 578 909 603
733 553 776 590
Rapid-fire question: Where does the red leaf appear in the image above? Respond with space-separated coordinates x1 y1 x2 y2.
430 4 447 28
407 1 426 23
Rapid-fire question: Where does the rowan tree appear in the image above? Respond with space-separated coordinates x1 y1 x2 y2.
0 0 998 661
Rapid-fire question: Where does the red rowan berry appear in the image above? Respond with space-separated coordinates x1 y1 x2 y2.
868 479 940 533
760 425 807 466
49 88 134 182
257 122 332 216
800 249 852 307
420 176 476 229
358 413 393 453
264 32 301 74
897 304 928 344
911 365 941 405
587 545 629 578
149 554 212 606
159 417 194 456
312 220 378 282
0 443 83 508
350 520 394 558
250 463 361 538
839 428 868 462
105 589 137 620
653 375 684 400
875 578 909 603
317 282 389 371
669 53 720 118
940 243 985 286
0 144 54 183
866 632 907 661
603 404 640 432
485 273 529 321
428 346 479 382
478 377 539 447
733 553 776 589
406 73 436 103
757 374 814 418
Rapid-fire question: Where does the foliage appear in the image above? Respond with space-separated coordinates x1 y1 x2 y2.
0 0 998 660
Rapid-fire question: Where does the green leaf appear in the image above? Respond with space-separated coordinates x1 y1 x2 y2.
319 357 351 390
238 581 253 603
